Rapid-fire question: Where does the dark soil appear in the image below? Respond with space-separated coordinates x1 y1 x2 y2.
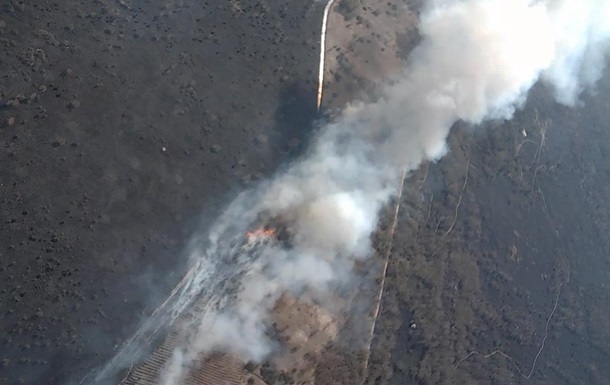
0 1 323 384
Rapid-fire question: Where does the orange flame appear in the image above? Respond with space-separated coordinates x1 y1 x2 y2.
245 227 276 241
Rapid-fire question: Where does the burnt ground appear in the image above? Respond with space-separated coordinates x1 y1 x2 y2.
0 0 324 384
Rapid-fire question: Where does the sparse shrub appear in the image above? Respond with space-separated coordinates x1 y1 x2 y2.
337 0 364 20
244 361 256 372
261 364 279 384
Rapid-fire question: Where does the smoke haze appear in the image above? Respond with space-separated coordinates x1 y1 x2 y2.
94 0 610 383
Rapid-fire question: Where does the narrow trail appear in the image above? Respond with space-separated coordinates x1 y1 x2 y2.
315 4 410 383
455 182 571 379
361 169 407 384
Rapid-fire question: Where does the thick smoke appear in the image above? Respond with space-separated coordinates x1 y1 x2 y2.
94 0 610 383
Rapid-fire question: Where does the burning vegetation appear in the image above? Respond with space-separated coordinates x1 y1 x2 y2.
244 214 295 247
245 227 277 242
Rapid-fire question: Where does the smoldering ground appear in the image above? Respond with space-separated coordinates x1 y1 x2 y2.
88 0 610 384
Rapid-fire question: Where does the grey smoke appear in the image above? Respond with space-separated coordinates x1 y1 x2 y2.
92 0 610 384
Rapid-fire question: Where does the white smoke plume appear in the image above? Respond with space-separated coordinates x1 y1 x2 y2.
91 0 610 383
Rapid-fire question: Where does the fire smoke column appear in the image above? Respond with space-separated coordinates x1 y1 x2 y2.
543 0 610 104
106 0 610 383
228 0 610 361
348 0 555 169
